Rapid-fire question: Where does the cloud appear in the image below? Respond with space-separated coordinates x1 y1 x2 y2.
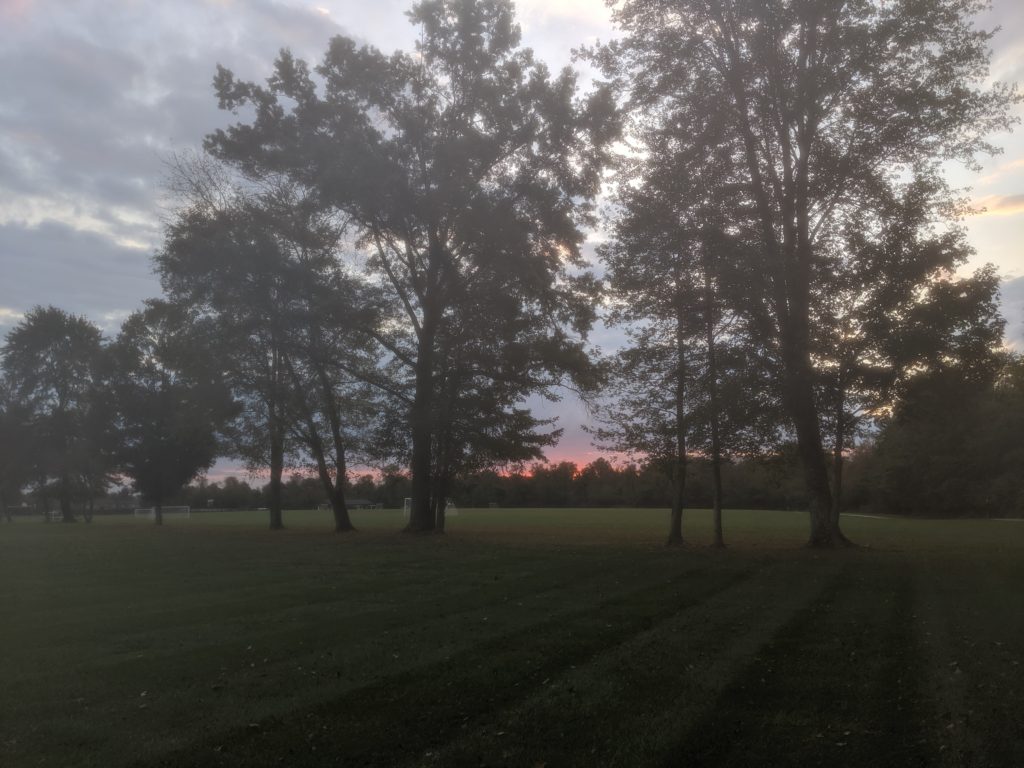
977 158 1024 187
0 220 159 328
0 307 26 329
0 0 353 254
972 194 1024 217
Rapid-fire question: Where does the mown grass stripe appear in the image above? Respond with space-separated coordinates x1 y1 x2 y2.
422 557 845 767
663 558 934 767
138 563 754 767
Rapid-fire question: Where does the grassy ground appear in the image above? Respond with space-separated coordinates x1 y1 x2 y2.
1 507 1022 767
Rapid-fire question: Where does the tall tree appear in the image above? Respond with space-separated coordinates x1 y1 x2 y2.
594 84 777 546
159 162 316 531
160 163 389 532
107 302 235 525
813 176 1005 522
598 0 1019 545
1 307 104 522
280 275 386 533
206 0 617 531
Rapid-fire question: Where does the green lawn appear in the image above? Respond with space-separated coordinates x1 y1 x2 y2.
2 508 1022 767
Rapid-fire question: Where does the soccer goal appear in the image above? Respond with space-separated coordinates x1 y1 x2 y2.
402 498 457 518
133 506 190 520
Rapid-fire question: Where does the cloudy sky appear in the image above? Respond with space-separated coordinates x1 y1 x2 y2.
1 0 1022 468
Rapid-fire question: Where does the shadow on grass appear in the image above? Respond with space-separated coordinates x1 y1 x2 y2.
140 565 755 767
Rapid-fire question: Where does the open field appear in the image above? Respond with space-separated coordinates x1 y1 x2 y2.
2 508 1023 767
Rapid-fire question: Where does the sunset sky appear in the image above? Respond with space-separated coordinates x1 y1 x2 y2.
1 0 1022 470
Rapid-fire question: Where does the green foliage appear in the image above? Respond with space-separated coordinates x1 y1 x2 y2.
867 354 1024 517
0 375 32 514
1 306 106 520
106 302 236 519
205 0 619 528
593 0 1019 542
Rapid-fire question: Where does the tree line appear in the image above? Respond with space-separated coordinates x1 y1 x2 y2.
1 0 1020 542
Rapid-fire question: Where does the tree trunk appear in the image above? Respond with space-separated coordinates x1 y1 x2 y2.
433 496 445 533
316 356 355 534
434 473 450 533
830 405 853 547
38 479 49 522
703 248 725 548
781 354 838 546
59 474 74 523
406 322 437 533
267 411 285 531
331 485 355 533
84 496 94 524
667 300 687 547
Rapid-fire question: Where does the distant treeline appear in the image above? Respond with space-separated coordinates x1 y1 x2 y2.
169 364 1024 522
167 456 820 513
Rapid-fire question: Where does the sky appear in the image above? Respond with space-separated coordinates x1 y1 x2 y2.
1 0 1022 472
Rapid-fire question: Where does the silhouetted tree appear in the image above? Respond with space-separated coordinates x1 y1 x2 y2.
597 0 1019 546
868 353 1024 517
813 178 1005 523
1 306 105 522
0 375 32 522
206 0 617 531
107 302 235 525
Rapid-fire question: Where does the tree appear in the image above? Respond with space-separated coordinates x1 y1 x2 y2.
279 276 386 532
867 353 1024 517
598 0 1019 545
206 0 617 531
107 302 235 525
159 162 320 531
593 87 779 546
160 162 390 532
1 306 105 522
0 375 32 522
813 177 1005 522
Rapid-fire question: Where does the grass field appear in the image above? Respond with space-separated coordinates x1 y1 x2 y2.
2 507 1023 767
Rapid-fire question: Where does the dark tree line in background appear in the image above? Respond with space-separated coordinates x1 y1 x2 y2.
1 0 1022 540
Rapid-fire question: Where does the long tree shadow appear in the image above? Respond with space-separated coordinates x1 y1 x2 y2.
140 564 755 767
663 560 935 767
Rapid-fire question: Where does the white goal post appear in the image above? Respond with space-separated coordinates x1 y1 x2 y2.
133 506 191 519
403 498 458 518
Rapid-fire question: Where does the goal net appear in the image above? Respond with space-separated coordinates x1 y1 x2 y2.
133 506 191 519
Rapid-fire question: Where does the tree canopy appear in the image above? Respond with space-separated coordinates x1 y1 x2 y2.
205 0 619 531
594 0 1020 545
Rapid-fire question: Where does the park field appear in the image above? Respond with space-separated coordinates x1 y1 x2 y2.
2 507 1023 767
